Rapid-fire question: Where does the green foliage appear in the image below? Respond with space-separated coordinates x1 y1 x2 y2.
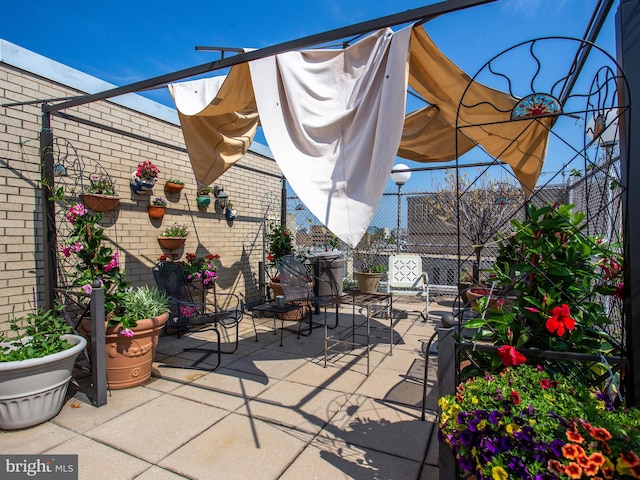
84 174 117 196
464 203 623 382
118 286 169 329
162 222 188 237
267 221 294 262
353 229 393 273
0 307 73 362
439 364 640 479
167 178 184 185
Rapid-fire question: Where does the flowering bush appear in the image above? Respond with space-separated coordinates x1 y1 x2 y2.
151 196 168 207
135 160 159 180
84 174 117 196
267 221 294 262
182 252 219 287
161 222 188 237
438 365 640 479
462 203 623 382
61 203 129 330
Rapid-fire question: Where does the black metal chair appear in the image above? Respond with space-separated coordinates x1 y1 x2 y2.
152 261 243 371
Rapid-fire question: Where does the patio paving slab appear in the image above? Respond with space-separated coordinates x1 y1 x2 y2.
170 367 274 411
246 378 354 434
85 394 228 464
280 435 423 480
46 434 152 480
316 393 433 463
158 412 314 480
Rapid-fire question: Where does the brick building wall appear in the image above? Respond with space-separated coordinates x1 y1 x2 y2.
0 40 281 328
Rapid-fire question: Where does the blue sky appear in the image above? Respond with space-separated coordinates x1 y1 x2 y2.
1 0 621 218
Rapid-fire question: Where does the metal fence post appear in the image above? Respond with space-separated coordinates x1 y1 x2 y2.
437 326 458 479
90 284 107 407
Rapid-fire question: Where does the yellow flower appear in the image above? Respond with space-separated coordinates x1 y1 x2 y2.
506 423 521 436
491 466 508 480
478 419 487 431
472 396 479 405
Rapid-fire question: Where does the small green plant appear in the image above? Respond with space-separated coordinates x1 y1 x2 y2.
116 286 169 335
352 229 394 273
151 197 168 207
198 187 212 196
0 307 73 362
371 264 386 274
167 178 184 185
84 174 117 196
162 222 188 237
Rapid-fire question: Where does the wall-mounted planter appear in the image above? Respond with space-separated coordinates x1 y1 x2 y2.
158 236 186 250
81 193 120 212
164 182 184 193
197 196 211 209
130 174 156 195
148 205 166 219
225 208 238 220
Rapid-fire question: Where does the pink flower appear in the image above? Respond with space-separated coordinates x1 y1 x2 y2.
103 252 119 272
82 284 92 295
119 328 134 337
524 307 540 313
61 245 72 257
70 242 84 253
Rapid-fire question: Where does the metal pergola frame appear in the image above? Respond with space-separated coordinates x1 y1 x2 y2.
31 0 638 407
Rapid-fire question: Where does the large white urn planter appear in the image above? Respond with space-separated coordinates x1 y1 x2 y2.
0 334 87 430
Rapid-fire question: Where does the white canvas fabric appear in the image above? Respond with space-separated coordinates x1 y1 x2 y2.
249 26 412 247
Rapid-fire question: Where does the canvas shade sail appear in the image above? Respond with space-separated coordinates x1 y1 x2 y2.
168 62 259 186
249 26 413 247
399 27 552 195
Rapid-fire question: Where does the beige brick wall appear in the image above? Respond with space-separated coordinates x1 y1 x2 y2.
0 62 282 330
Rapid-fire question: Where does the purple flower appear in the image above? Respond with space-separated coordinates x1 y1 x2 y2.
119 328 134 337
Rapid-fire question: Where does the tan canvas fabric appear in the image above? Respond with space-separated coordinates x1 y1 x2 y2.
169 63 259 186
400 27 553 195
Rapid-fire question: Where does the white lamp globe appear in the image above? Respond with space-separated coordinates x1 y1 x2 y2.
391 164 411 185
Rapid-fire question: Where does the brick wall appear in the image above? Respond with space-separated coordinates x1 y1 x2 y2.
0 60 281 329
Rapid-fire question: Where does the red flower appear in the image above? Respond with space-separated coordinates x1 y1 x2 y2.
565 462 583 479
589 453 605 467
497 345 527 366
592 427 612 442
546 304 576 336
540 378 551 389
510 390 521 405
267 253 274 262
621 451 640 467
567 428 585 444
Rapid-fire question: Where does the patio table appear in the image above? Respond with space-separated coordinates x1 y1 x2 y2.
250 301 309 347
322 290 392 375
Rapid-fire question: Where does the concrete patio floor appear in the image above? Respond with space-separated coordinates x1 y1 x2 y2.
1 298 447 480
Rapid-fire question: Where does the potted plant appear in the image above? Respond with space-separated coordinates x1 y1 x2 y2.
98 285 169 389
197 186 212 209
182 252 219 288
130 160 160 194
352 229 393 293
225 200 238 220
164 177 185 193
266 222 310 320
148 196 168 219
439 364 640 479
80 173 120 212
0 306 87 429
158 222 188 250
60 201 171 389
461 203 624 382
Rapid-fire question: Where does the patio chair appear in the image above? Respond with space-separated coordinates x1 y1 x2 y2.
274 255 315 337
152 261 243 371
387 254 429 321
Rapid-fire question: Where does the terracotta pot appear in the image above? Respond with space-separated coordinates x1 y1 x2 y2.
354 272 383 294
80 193 120 212
80 312 169 390
270 281 308 320
164 182 184 193
148 205 166 219
158 236 186 250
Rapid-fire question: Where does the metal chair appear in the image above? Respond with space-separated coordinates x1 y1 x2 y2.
275 255 315 337
387 254 429 321
152 261 243 371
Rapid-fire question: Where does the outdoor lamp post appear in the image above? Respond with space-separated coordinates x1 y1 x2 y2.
390 164 411 253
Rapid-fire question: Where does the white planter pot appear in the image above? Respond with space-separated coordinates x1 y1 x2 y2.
0 334 87 430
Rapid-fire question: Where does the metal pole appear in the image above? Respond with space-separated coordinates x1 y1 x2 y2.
90 284 107 407
40 105 57 310
397 183 402 253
